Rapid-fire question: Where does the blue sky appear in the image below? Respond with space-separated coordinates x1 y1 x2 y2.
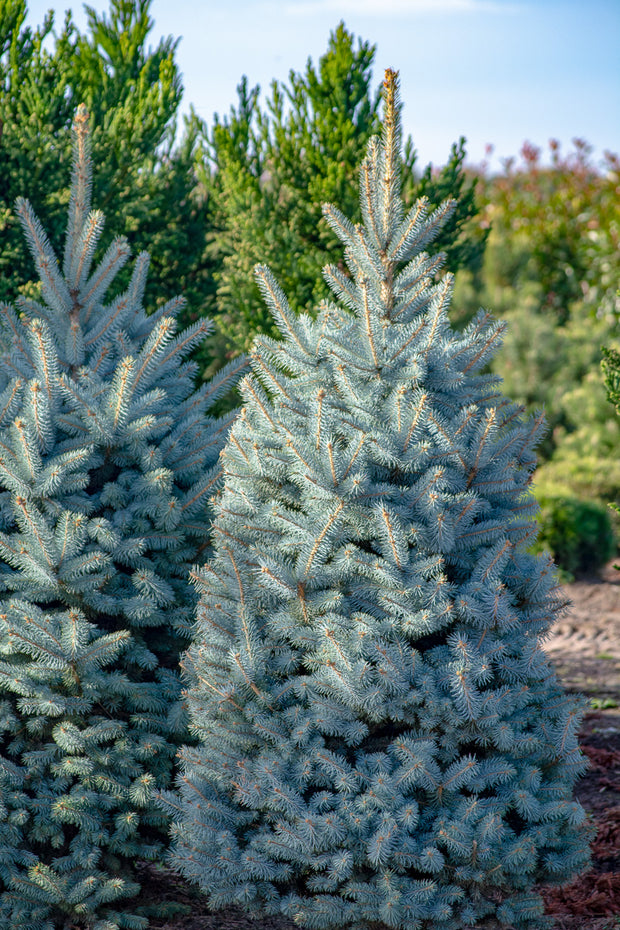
26 0 620 171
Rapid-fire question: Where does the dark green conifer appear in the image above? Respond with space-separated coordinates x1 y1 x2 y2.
0 0 208 317
0 105 245 929
199 23 486 404
165 71 591 930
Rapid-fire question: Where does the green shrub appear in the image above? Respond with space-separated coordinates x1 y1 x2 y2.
532 495 615 578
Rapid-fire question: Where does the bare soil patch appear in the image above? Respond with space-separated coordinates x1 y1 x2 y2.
544 563 620 701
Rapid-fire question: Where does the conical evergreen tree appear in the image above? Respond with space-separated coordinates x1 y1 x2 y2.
164 71 592 930
0 105 245 929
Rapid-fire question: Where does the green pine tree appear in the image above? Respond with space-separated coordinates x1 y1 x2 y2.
0 105 245 929
164 71 591 930
0 0 210 318
198 23 487 407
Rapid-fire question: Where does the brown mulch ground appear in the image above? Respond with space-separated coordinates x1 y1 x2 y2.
536 564 620 929
141 567 620 930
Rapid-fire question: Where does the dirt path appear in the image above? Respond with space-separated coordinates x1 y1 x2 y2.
544 567 620 701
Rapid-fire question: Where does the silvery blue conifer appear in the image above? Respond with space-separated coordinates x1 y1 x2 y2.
0 105 245 929
164 71 592 930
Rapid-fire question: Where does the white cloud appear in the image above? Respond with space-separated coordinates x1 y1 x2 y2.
281 0 520 15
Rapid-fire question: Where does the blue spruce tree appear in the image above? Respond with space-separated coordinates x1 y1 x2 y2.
164 71 592 930
0 106 245 928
